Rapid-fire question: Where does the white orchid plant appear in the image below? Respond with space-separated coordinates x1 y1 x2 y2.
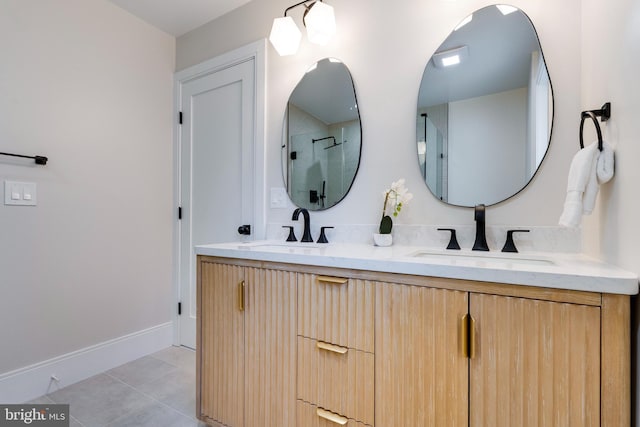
379 179 413 234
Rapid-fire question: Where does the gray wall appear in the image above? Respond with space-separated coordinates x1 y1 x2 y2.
0 0 175 373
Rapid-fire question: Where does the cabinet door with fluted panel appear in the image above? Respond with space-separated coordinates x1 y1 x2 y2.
469 294 600 427
244 267 297 427
375 282 469 427
197 260 297 427
197 261 245 427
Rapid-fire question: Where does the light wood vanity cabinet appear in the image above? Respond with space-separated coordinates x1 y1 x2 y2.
197 256 630 427
377 283 605 427
197 259 297 427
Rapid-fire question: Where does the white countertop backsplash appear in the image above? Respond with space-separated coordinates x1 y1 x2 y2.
266 223 582 253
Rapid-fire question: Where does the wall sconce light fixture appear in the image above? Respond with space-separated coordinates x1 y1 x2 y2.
269 0 336 56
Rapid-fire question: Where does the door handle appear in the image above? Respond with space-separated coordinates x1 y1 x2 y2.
460 313 477 359
237 224 251 235
238 281 245 312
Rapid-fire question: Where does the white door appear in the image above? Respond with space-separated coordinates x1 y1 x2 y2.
178 58 256 349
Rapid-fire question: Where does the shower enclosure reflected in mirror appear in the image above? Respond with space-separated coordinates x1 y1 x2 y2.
282 58 361 210
417 5 553 207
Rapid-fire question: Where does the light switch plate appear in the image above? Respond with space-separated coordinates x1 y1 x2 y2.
4 181 37 206
270 187 288 209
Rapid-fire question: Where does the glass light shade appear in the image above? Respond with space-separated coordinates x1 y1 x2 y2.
269 16 302 56
304 2 336 46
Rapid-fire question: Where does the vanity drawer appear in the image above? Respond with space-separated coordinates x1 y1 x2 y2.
297 400 371 427
298 273 374 352
297 336 374 426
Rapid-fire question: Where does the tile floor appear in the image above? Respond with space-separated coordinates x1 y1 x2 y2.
27 346 207 427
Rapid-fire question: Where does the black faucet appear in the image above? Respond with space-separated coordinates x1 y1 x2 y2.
292 208 313 242
472 204 489 251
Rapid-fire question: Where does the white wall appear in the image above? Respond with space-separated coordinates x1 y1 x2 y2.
0 0 175 375
580 0 640 422
177 0 638 418
177 0 581 230
448 88 527 206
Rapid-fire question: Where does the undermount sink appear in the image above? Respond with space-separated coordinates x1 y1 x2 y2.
409 250 555 267
238 242 323 252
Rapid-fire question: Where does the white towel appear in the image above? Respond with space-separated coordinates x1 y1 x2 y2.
597 141 615 184
559 142 599 227
582 144 600 215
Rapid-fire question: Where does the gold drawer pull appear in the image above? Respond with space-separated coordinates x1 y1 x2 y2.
316 408 348 425
317 341 348 355
317 276 348 285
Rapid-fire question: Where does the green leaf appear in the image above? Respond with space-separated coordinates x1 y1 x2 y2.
379 215 393 234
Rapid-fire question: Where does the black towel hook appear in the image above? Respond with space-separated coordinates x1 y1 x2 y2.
580 102 611 151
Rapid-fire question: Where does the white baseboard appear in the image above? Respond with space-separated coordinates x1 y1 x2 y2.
0 322 173 403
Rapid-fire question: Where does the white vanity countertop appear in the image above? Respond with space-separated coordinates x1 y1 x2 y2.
195 241 639 295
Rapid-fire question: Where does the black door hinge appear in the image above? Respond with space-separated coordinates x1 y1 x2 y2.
178 206 182 220
178 302 182 316
178 111 183 125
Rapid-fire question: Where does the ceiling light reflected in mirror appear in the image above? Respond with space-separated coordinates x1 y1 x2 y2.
496 4 518 15
432 45 469 68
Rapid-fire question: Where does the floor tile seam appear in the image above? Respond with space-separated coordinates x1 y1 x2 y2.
103 371 199 422
148 354 179 369
48 373 148 426
149 349 195 370
38 394 86 427
70 414 87 427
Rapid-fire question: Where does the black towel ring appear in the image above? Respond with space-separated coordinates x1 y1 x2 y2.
579 102 611 152
580 111 603 151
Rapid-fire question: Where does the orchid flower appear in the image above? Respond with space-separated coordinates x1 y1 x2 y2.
379 179 413 234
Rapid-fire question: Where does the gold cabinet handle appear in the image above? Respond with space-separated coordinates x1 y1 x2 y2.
317 341 348 355
317 275 348 285
460 314 477 359
469 315 476 359
461 314 469 358
238 280 245 312
316 408 348 425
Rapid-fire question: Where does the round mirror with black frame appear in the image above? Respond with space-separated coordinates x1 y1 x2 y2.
416 5 553 207
282 58 362 211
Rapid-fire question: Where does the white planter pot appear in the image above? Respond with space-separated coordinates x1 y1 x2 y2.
373 233 393 247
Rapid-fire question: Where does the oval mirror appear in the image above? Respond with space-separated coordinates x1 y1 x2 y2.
416 5 553 207
282 58 361 210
